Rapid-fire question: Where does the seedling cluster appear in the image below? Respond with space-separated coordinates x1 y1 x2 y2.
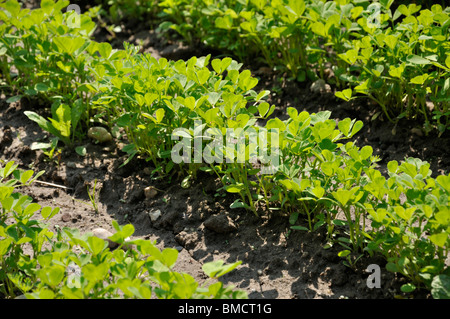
0 0 449 299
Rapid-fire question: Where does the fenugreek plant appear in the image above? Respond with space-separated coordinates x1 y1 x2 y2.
0 161 247 299
2 0 450 298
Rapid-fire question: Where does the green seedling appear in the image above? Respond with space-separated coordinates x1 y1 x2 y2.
71 179 100 214
30 137 62 164
338 249 364 270
87 179 99 214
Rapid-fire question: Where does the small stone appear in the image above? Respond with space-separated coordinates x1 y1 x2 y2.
257 269 263 276
92 228 118 249
61 212 72 222
203 214 237 234
148 209 161 222
411 127 423 137
144 186 158 199
88 127 112 143
310 79 331 94
66 162 77 169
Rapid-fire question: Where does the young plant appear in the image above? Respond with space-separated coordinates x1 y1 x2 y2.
87 179 99 214
0 161 57 298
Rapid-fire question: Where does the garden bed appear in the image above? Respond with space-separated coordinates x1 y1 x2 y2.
2 2 449 299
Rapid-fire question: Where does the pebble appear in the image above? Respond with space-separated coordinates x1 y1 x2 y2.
144 186 158 199
257 269 263 276
92 227 118 249
310 79 332 94
203 214 237 234
88 127 112 143
66 162 77 169
148 209 161 222
61 212 72 222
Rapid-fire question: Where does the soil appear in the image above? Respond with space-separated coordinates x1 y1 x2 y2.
2 2 450 299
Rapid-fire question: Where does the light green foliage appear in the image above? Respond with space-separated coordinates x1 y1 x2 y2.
151 0 450 133
1 0 449 298
0 161 246 299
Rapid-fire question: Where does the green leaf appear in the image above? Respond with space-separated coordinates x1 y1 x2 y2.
436 175 450 193
49 103 71 139
338 118 351 137
96 42 112 59
387 160 398 174
286 0 305 17
332 189 355 207
429 233 448 248
20 170 34 185
291 225 309 231
431 275 450 299
230 199 248 210
386 262 398 273
53 36 86 55
6 95 22 103
0 238 12 257
161 248 178 268
41 206 60 219
202 260 242 279
335 89 353 101
35 83 49 92
207 92 221 106
40 0 56 15
311 186 325 199
75 146 86 156
360 145 373 160
410 74 428 85
338 250 351 258
407 55 430 65
400 283 416 293
24 203 41 217
38 265 65 287
311 21 326 37
196 68 210 85
384 35 398 50
226 185 244 193
211 57 232 74
87 235 107 255
215 16 233 30
82 263 109 282
258 102 270 118
155 108 165 123
4 0 21 16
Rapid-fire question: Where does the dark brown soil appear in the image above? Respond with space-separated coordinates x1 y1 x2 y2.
2 3 449 300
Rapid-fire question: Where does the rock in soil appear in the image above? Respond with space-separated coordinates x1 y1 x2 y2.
92 227 118 249
203 214 237 234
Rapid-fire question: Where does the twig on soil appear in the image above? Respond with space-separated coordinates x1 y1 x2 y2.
34 180 73 190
